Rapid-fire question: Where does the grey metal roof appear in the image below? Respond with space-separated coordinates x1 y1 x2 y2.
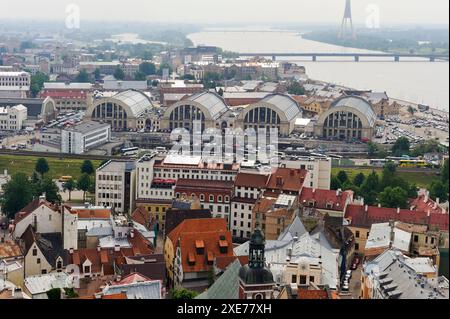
364 250 448 299
63 120 110 134
331 96 377 126
102 281 162 299
188 91 229 120
112 89 153 118
277 216 307 241
196 259 241 299
260 94 303 121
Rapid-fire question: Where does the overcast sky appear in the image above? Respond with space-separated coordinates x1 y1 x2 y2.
1 0 448 26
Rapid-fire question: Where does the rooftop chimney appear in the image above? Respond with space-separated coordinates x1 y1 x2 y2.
365 205 369 212
114 244 120 252
39 193 46 201
69 248 74 254
397 207 401 214
276 176 284 187
130 229 135 238
97 245 101 252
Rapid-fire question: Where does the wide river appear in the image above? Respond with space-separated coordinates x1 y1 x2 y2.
188 30 449 112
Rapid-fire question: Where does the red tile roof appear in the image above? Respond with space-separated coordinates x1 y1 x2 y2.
74 208 111 219
299 188 351 212
112 273 151 286
266 168 307 193
410 195 447 216
131 206 153 228
234 173 269 188
40 90 88 100
298 289 330 299
345 204 449 231
0 239 22 259
167 218 234 274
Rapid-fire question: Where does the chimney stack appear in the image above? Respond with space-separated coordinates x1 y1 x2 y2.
365 205 369 212
130 229 135 238
114 244 120 252
397 207 400 214
97 245 101 252
69 248 74 254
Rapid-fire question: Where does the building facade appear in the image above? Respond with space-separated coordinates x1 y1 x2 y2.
61 121 111 154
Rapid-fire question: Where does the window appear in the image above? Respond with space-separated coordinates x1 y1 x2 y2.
42 269 47 275
291 275 297 283
37 258 41 264
299 275 307 285
414 235 419 243
355 231 360 238
32 248 37 256
84 266 90 273
57 260 63 269
355 243 359 251
310 276 315 283
431 237 435 245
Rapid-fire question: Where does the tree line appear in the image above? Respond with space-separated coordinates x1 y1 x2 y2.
1 158 99 219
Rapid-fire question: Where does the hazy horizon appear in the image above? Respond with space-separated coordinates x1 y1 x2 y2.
0 0 448 27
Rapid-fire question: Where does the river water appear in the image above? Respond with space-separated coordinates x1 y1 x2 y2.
188 30 449 112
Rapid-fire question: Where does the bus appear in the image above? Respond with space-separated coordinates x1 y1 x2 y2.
121 147 139 156
59 176 73 183
399 160 431 168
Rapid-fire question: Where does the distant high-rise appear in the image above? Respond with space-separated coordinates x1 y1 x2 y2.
338 0 356 39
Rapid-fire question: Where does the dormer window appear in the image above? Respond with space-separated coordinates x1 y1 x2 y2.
188 252 196 266
219 237 229 254
195 240 205 255
326 202 334 209
207 251 214 265
308 200 315 207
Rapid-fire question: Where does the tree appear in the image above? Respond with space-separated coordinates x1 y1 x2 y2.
34 178 61 204
379 186 408 209
114 67 125 80
81 160 95 175
330 176 342 190
134 71 147 81
411 139 442 157
181 74 195 80
407 105 416 116
77 174 92 202
64 288 79 299
157 63 173 77
63 179 76 201
287 81 305 95
30 72 49 97
35 158 49 178
94 68 102 81
430 181 449 202
170 288 198 299
442 159 449 183
75 69 90 83
392 137 410 157
361 171 380 206
217 88 224 97
139 62 156 76
1 173 34 219
202 72 222 89
46 288 61 300
336 171 349 185
367 141 379 157
353 172 366 187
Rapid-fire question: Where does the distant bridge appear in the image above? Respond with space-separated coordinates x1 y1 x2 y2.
238 52 449 62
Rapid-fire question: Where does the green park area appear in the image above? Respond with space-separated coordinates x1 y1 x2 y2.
0 154 103 181
331 167 441 189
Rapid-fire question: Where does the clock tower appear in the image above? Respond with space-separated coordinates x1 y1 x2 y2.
238 230 275 299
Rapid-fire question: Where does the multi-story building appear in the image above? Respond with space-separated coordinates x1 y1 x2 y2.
174 179 233 222
282 156 332 190
0 71 31 98
345 204 449 256
40 82 93 113
299 188 353 219
231 172 270 240
61 121 111 154
96 160 136 214
252 194 298 240
0 104 27 130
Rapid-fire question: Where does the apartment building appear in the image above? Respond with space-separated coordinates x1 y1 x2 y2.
61 121 111 154
96 160 136 214
0 71 31 98
0 104 27 130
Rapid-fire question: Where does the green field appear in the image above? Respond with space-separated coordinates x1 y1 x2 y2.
331 167 441 188
0 155 103 180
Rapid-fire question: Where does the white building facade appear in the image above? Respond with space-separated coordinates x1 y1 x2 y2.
61 121 111 154
0 104 27 131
